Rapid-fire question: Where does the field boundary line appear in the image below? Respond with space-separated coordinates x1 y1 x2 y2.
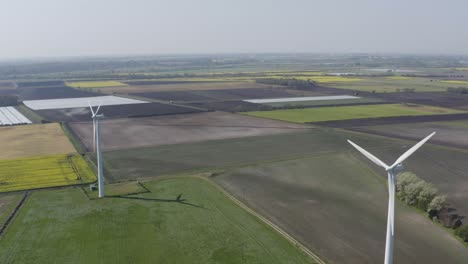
0 192 29 238
198 176 327 264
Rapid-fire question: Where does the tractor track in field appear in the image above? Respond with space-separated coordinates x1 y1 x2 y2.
197 176 327 264
0 192 29 238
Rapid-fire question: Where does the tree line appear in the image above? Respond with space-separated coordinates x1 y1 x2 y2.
255 78 316 90
397 172 467 242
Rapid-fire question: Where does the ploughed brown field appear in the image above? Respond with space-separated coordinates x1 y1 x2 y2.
371 92 468 109
98 82 283 94
36 102 202 122
349 119 468 149
69 111 312 151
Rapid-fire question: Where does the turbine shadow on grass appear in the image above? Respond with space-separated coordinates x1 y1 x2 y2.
112 194 208 209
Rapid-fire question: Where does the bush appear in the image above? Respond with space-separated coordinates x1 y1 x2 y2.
428 195 446 212
454 225 468 242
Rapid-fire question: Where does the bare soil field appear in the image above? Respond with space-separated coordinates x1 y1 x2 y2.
16 81 64 88
130 87 302 102
0 89 18 96
0 123 76 159
213 153 468 264
131 91 216 102
185 100 274 112
70 112 311 151
0 82 15 90
99 82 282 94
371 92 468 108
36 102 201 122
351 119 468 149
18 85 98 100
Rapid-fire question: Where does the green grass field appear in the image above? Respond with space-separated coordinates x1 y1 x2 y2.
0 177 316 264
263 97 383 107
0 194 22 227
314 76 468 93
66 80 128 88
84 181 149 199
245 104 463 123
0 154 95 193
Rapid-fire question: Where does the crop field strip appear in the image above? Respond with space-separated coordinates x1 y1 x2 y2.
370 91 468 109
0 107 31 126
311 76 468 93
349 119 468 150
129 87 303 102
244 104 464 123
0 123 76 159
65 80 128 88
23 95 148 110
0 154 95 193
36 102 203 122
244 95 360 104
17 85 99 100
70 111 311 151
96 82 281 94
184 100 275 112
262 98 386 108
0 177 317 264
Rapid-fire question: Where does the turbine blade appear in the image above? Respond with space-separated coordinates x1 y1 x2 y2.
95 103 102 115
389 132 436 169
88 101 95 117
348 140 389 169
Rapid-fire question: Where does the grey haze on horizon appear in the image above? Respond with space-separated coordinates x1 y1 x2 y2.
1 0 467 60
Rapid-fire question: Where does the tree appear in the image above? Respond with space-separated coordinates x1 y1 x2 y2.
403 181 425 205
417 182 437 211
454 225 468 242
396 172 420 196
428 195 447 212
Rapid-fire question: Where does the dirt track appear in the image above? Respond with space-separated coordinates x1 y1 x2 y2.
70 111 312 151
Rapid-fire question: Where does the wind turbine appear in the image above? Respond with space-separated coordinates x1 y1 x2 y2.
347 132 435 264
89 102 105 198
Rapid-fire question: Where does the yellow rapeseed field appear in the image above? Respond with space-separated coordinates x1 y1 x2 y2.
441 80 468 85
385 76 412 80
66 80 128 88
0 154 96 192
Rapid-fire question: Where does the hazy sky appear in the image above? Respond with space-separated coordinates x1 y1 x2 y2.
1 0 467 59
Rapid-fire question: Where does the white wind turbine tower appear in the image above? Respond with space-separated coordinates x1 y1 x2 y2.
347 132 435 264
89 102 105 198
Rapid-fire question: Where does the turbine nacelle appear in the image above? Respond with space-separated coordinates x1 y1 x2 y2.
88 101 102 119
391 163 405 174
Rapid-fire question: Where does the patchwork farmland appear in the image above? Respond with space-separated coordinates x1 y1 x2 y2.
2 55 468 264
